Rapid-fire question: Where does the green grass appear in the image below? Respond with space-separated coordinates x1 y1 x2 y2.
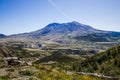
0 75 11 80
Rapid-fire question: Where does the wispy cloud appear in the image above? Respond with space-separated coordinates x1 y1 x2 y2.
48 0 71 20
48 0 56 7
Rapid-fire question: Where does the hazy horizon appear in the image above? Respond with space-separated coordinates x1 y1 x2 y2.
0 0 120 35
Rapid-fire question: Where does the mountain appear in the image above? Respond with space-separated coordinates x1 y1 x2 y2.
30 21 120 42
3 21 120 43
0 34 6 38
30 21 102 37
28 21 114 39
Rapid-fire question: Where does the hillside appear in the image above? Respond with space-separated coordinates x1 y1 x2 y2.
0 43 119 79
0 45 110 80
34 45 120 78
74 45 120 78
0 46 15 57
0 45 46 59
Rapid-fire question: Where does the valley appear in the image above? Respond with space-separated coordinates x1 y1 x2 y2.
0 45 119 80
0 22 120 80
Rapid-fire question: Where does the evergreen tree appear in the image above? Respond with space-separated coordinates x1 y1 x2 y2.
93 61 100 70
114 58 118 66
88 63 94 72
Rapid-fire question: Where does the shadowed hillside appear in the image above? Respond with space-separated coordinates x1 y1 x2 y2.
0 34 6 38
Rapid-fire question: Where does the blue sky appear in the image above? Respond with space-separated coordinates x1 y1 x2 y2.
0 0 120 35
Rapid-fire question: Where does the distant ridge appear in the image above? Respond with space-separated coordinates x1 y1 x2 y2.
0 34 6 38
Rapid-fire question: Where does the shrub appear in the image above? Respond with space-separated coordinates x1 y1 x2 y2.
6 68 15 72
0 75 11 80
19 70 32 76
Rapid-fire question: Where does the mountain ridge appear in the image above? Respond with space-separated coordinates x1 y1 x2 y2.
0 34 6 38
1 21 120 43
30 21 106 36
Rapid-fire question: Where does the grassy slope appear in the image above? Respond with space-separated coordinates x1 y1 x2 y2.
0 64 109 80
